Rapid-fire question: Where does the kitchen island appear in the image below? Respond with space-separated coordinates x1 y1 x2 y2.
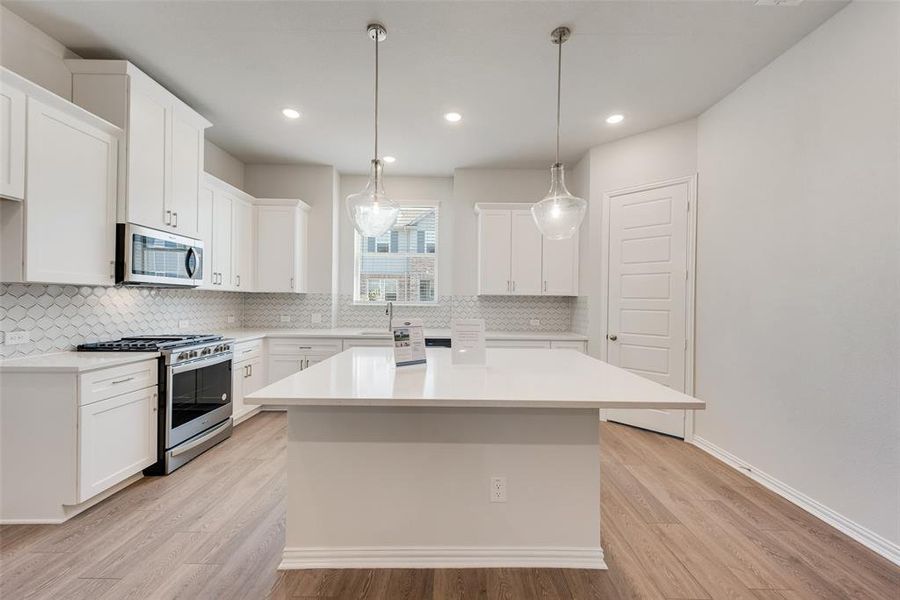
246 347 705 570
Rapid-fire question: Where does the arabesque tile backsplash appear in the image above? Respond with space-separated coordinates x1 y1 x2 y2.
1 284 577 359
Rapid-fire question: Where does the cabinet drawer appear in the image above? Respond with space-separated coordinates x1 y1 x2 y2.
79 359 158 406
486 340 552 349
234 339 263 363
550 340 587 353
268 337 342 356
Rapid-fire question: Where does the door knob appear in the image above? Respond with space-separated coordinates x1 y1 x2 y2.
608 334 618 341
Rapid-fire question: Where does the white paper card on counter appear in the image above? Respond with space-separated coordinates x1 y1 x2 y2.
391 318 426 366
451 319 486 365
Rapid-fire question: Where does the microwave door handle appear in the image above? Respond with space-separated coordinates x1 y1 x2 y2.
185 247 198 279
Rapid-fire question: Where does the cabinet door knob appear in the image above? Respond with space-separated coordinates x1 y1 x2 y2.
608 334 618 341
165 210 172 225
172 212 178 227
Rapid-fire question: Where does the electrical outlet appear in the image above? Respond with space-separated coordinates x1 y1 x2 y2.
227 315 236 324
280 315 291 323
3 331 30 345
310 313 322 324
529 319 540 327
490 476 507 503
178 320 190 330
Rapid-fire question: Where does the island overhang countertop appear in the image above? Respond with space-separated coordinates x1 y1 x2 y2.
246 347 705 410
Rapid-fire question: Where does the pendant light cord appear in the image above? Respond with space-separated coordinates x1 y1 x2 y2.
555 33 562 167
374 31 379 160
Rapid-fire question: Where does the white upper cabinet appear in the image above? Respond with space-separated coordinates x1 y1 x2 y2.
475 203 579 296
67 60 210 238
0 74 26 200
233 197 254 291
0 68 121 287
542 235 579 295
510 209 544 295
201 173 257 292
477 209 512 295
255 199 310 293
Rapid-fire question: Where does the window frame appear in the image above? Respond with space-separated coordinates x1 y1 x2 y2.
353 200 440 306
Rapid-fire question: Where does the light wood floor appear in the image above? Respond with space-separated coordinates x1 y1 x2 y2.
1 412 896 599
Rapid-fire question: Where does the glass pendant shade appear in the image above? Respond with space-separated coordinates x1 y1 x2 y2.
531 163 586 240
346 159 399 237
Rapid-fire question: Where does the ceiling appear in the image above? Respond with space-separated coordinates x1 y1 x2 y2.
5 1 846 175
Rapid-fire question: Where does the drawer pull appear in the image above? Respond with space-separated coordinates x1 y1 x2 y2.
297 346 312 350
111 376 134 385
242 348 254 354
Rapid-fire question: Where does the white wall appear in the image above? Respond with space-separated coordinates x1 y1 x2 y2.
244 164 338 294
204 140 245 190
695 1 900 549
0 6 76 99
451 168 550 296
581 120 698 357
338 175 453 296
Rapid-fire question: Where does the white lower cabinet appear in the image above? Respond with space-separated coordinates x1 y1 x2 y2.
0 358 158 523
78 386 157 502
232 359 265 423
266 338 342 386
486 340 552 349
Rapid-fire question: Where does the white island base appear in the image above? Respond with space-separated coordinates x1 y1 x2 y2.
282 405 603 569
247 348 704 570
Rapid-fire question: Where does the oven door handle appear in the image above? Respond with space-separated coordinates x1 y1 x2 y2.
170 353 233 375
170 420 231 457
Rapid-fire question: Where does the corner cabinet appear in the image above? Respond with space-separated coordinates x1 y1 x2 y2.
66 60 211 238
0 68 120 287
255 199 310 293
475 203 578 296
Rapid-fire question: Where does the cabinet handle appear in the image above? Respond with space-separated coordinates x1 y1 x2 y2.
506 280 510 292
249 363 253 377
297 346 312 350
111 376 134 385
165 210 172 225
305 359 310 369
109 260 115 281
290 277 294 290
172 212 178 228
512 281 516 292
543 280 547 292
236 274 241 287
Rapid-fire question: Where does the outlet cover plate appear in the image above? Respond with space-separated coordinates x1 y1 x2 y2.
4 331 30 345
490 476 507 503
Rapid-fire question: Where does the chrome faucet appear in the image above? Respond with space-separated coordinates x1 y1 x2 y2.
385 301 393 331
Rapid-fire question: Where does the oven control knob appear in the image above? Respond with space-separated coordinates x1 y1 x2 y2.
191 351 198 358
203 347 211 355
177 352 188 361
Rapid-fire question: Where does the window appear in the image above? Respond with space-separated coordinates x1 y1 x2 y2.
354 205 438 304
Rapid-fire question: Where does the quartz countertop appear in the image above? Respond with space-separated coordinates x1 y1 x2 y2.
247 347 705 410
215 328 587 344
0 351 160 374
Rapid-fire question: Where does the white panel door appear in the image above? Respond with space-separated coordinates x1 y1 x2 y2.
78 387 157 502
197 183 214 288
267 356 304 385
232 198 254 290
25 98 118 286
510 210 543 295
126 84 170 230
477 210 512 294
256 206 297 292
170 108 202 237
606 181 689 438
542 234 578 295
0 82 26 200
212 191 234 290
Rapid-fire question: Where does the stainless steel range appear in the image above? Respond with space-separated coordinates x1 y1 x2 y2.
78 334 234 474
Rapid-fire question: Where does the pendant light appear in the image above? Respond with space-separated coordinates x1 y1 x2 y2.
346 23 399 237
531 26 586 240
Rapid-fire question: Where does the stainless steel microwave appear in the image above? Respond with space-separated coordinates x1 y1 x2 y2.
116 223 204 287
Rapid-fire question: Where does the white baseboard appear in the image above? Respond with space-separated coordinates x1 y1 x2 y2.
280 546 606 570
691 436 900 566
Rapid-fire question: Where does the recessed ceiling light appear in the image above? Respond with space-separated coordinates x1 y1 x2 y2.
606 114 624 124
444 112 462 123
282 108 301 119
383 156 396 163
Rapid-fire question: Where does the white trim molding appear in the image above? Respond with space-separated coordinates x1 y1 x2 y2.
692 436 900 566
280 546 607 570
